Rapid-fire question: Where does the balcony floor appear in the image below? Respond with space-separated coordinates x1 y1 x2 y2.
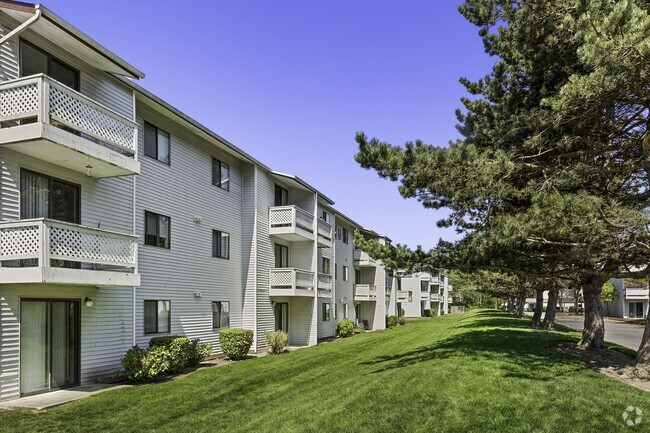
0 267 140 287
0 123 139 177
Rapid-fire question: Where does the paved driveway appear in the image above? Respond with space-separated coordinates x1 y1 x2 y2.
554 314 645 351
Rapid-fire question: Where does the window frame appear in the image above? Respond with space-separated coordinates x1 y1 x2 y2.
212 230 230 259
19 38 80 91
343 303 349 319
343 265 349 282
144 300 171 334
212 301 230 329
274 243 289 268
274 185 289 206
322 257 330 274
322 303 331 321
144 211 171 249
212 158 230 191
342 228 349 244
143 121 171 165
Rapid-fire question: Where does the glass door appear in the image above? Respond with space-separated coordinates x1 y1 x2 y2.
20 300 80 396
274 303 289 334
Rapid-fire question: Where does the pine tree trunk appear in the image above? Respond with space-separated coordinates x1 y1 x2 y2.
578 274 607 350
635 311 650 364
542 287 558 330
514 297 525 318
531 289 544 327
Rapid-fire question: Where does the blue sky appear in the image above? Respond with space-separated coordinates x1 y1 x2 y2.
45 0 494 249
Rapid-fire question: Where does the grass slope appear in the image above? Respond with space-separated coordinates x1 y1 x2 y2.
2 310 649 433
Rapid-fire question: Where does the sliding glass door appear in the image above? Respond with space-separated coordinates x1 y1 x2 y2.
20 300 80 395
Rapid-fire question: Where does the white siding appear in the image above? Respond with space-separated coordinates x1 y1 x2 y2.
0 15 19 82
134 104 243 353
0 285 133 401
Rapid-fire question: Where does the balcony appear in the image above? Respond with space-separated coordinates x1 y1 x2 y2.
420 291 430 299
316 218 333 248
625 288 649 299
354 249 376 267
317 273 333 298
397 290 409 302
431 276 440 285
0 218 139 287
0 74 139 177
269 268 314 297
430 293 441 302
354 284 377 301
269 205 314 242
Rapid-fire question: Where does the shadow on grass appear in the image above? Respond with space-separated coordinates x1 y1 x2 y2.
362 313 583 380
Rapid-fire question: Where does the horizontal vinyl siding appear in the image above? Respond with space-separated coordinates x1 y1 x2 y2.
0 149 134 233
0 16 19 82
256 172 277 348
241 163 256 341
134 105 243 353
289 297 314 347
0 285 133 401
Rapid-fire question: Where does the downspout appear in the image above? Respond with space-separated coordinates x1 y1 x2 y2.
0 9 42 46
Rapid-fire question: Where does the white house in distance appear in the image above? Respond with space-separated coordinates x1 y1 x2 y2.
399 272 452 318
0 1 435 402
607 279 649 319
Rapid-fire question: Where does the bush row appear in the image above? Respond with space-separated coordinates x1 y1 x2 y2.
119 336 212 382
386 315 407 328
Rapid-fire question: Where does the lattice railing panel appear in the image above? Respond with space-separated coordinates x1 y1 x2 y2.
269 207 293 227
49 225 136 267
0 225 40 260
49 85 136 152
270 269 294 286
0 83 38 119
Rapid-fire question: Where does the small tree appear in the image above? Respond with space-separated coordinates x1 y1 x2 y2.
601 282 617 317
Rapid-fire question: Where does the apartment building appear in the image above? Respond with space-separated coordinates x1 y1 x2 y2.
607 279 649 319
399 272 452 318
0 2 409 401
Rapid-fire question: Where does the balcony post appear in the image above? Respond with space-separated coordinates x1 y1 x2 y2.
39 220 50 268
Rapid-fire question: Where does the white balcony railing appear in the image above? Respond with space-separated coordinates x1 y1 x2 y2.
269 205 315 241
430 293 441 302
0 74 138 155
354 249 377 267
397 290 409 301
626 288 650 299
316 218 333 246
317 273 333 291
269 268 314 296
354 284 377 301
431 276 440 285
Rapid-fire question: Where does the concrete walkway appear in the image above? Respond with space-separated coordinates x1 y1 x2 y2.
0 384 126 411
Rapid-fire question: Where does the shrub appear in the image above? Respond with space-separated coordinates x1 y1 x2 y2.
187 338 212 367
424 308 437 317
568 306 576 313
119 345 169 382
387 315 398 328
397 316 407 326
353 322 365 333
264 330 289 354
148 335 182 348
219 328 254 360
336 319 355 337
398 307 405 317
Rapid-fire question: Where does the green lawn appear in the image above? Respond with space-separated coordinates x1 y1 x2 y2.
2 310 649 433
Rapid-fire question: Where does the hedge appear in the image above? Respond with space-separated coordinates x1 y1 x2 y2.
219 328 254 360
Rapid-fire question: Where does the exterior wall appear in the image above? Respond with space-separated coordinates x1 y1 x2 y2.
401 272 429 317
334 219 356 325
317 207 335 338
0 285 133 402
0 16 134 119
133 103 244 352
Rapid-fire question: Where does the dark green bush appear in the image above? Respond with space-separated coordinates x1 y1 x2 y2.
188 338 212 367
398 307 405 317
397 316 407 326
336 319 355 337
387 315 398 328
148 335 182 348
119 345 169 382
264 330 289 354
568 306 576 313
423 309 434 317
219 328 254 360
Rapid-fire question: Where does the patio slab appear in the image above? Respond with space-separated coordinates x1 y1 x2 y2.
0 383 127 411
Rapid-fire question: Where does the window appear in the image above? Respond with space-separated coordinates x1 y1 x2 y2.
343 266 349 282
335 263 338 279
322 257 330 274
212 230 230 259
320 210 330 223
144 121 171 164
322 303 330 321
334 304 338 320
342 228 349 244
274 185 289 206
397 278 402 291
20 39 79 90
144 300 170 334
275 244 289 268
21 169 80 224
355 269 361 284
343 304 349 319
408 291 413 302
145 211 170 248
421 281 430 292
212 158 230 191
212 301 230 329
